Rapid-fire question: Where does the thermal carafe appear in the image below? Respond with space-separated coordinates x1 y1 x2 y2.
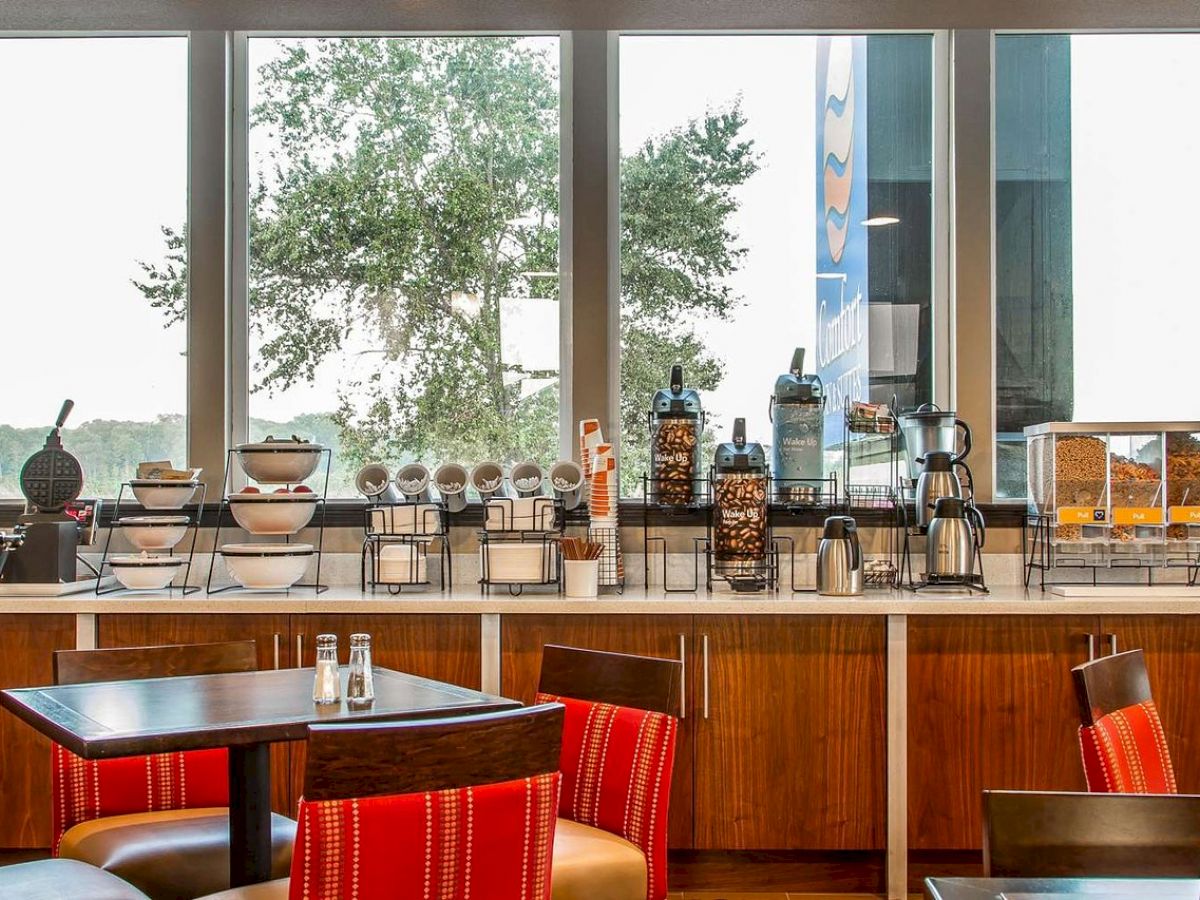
770 347 824 502
914 451 975 531
816 515 863 596
712 418 768 569
925 497 985 579
649 364 704 505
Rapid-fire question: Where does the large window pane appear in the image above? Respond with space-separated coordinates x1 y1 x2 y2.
247 37 561 496
619 35 934 496
0 37 188 499
995 34 1200 498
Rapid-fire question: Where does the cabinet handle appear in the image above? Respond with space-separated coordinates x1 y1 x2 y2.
1106 633 1118 656
677 633 687 720
273 634 281 670
295 634 303 667
702 633 710 720
1084 633 1096 661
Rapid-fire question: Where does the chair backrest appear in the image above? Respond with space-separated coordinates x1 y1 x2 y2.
54 640 258 685
983 790 1200 878
537 643 682 716
303 704 565 800
1072 649 1153 725
293 705 565 900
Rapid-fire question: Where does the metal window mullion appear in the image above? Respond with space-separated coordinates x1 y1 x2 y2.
230 31 250 466
558 32 574 463
186 30 232 492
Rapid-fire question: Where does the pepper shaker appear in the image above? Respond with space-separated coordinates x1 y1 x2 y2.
312 634 341 705
347 633 374 707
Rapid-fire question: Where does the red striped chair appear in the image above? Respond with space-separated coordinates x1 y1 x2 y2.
1072 648 1178 794
200 704 565 900
51 642 295 898
536 644 682 900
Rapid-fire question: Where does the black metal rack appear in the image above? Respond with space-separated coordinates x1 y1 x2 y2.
1022 512 1200 590
839 400 906 589
641 473 711 593
206 447 331 594
94 481 207 595
478 496 564 595
361 501 451 593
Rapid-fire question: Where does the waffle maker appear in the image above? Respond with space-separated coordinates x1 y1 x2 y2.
3 400 98 586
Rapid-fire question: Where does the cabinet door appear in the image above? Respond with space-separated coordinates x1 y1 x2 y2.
1098 615 1200 793
288 614 483 810
97 613 294 815
907 615 1096 850
0 614 77 847
499 614 693 849
692 615 886 851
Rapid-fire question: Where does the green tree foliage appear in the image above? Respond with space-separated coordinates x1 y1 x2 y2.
133 37 756 498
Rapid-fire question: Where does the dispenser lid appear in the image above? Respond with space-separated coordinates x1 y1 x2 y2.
773 348 823 405
822 515 857 539
899 402 959 423
714 418 766 471
932 496 967 518
918 451 955 472
651 364 703 418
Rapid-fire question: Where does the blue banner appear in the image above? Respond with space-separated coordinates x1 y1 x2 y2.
815 36 869 447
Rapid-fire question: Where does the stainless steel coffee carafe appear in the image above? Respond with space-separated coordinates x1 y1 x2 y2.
914 451 975 531
925 497 985 579
816 515 863 596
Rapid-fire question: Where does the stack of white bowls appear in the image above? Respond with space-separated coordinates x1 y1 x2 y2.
112 479 198 591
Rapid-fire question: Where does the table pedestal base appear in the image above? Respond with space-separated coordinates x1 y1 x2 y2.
229 742 273 887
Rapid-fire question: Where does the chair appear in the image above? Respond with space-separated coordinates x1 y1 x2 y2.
535 644 682 900
1071 648 1177 793
0 858 151 899
199 703 566 900
51 641 295 899
983 790 1200 877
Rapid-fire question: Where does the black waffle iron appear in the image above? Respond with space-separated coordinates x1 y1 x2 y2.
3 400 93 586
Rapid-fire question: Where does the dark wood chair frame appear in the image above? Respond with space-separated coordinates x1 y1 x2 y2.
1070 648 1153 727
983 789 1200 878
303 704 565 801
54 640 258 686
536 644 682 717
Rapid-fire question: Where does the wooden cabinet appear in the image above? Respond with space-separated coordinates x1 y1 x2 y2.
0 614 77 847
1098 615 1200 793
907 615 1096 850
98 613 295 815
692 615 886 851
500 614 693 849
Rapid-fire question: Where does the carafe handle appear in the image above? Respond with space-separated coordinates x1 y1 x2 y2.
967 503 986 549
954 418 973 461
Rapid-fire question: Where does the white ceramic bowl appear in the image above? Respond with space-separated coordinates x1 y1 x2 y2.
235 442 324 484
117 516 190 551
109 554 186 590
220 543 313 590
130 480 199 510
228 492 319 535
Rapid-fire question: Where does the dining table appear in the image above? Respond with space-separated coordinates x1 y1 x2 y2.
926 878 1200 900
0 665 521 887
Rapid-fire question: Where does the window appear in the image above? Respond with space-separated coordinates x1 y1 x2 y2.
245 36 561 495
0 37 188 499
619 34 935 496
994 33 1200 498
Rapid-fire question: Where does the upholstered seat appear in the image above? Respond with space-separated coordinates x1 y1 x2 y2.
194 877 290 900
551 818 648 900
0 858 151 900
60 807 295 900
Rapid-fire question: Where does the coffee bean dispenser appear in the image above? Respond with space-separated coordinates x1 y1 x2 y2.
769 347 824 502
649 364 704 506
712 417 769 583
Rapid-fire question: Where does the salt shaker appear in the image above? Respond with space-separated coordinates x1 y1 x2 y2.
347 633 374 708
312 634 341 705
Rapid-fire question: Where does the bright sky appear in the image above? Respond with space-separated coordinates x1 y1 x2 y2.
1 33 1197 437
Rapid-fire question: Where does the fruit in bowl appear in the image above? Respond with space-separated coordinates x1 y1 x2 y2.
220 543 313 590
235 436 324 484
228 490 319 535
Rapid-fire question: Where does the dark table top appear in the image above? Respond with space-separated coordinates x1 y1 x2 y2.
927 878 1200 900
0 666 520 758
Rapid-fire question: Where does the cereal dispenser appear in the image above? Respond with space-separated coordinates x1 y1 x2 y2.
769 347 824 502
712 418 769 580
649 364 704 506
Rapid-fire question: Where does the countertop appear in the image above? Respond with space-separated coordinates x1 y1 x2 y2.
2 584 1200 615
